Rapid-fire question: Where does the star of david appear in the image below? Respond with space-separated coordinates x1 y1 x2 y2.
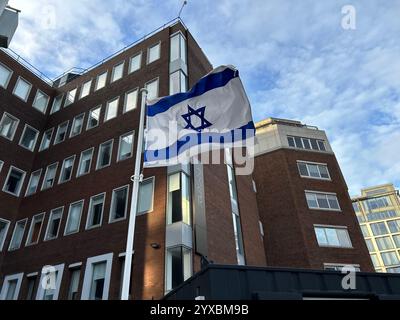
181 105 212 132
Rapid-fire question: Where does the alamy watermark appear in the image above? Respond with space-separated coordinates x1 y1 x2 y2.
341 5 356 30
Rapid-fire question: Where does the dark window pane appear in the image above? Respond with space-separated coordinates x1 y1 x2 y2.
287 137 295 147
310 139 319 150
171 190 182 223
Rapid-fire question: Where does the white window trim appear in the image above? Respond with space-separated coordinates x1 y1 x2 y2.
297 160 332 181
44 207 64 241
18 124 39 152
305 190 342 212
138 176 155 215
96 139 114 170
25 212 45 246
0 273 24 300
0 160 3 173
2 166 26 197
41 162 59 191
314 224 353 249
70 113 86 138
104 96 120 122
76 147 94 178
111 61 125 83
79 79 92 99
145 77 159 99
35 264 65 300
128 52 142 74
0 218 10 252
109 184 130 223
64 88 77 107
147 41 161 65
39 128 54 152
123 88 139 113
0 112 20 141
117 131 134 162
8 218 28 251
50 94 64 114
25 168 43 197
94 71 108 91
324 263 361 271
86 105 102 131
69 262 83 269
54 120 69 145
85 192 106 230
64 199 84 236
58 155 76 185
0 62 13 89
81 253 113 300
32 89 50 114
12 76 32 102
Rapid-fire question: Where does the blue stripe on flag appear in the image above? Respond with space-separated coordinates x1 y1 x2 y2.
144 121 255 163
147 67 238 117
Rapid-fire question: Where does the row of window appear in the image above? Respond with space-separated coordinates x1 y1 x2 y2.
314 225 353 248
0 178 155 252
0 131 134 197
361 219 400 237
365 235 400 253
371 251 400 269
288 135 327 152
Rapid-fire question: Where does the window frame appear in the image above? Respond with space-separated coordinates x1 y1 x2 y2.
305 190 342 212
128 52 142 74
0 62 13 89
0 112 20 141
109 185 130 223
54 120 69 145
147 41 161 64
25 212 45 246
64 88 77 107
12 76 32 102
94 71 108 91
79 79 92 99
8 218 28 251
58 155 76 185
32 90 50 114
117 131 134 162
137 176 155 215
297 160 331 181
18 124 39 151
39 128 54 152
76 147 94 178
104 96 120 122
86 106 102 131
64 199 84 236
123 88 139 113
314 225 353 249
25 169 42 197
0 218 11 252
41 162 59 191
35 264 65 300
85 192 106 230
50 94 64 114
2 166 26 197
0 273 24 300
44 207 64 241
111 61 125 83
96 139 114 170
70 113 85 138
145 77 159 100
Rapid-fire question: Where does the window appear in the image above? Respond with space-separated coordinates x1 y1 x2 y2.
68 269 81 300
314 226 352 248
170 32 186 63
87 106 101 130
165 246 191 292
64 88 77 107
370 254 380 268
95 71 108 91
96 140 113 170
0 62 12 88
363 196 391 211
70 113 85 137
80 80 92 99
41 163 58 190
50 94 63 114
381 251 400 266
387 267 400 273
124 88 138 113
26 276 37 300
388 220 400 233
32 90 50 113
111 62 124 83
8 219 27 251
109 185 129 222
146 78 159 100
138 177 155 215
324 264 361 272
81 253 113 300
129 52 142 73
360 225 370 237
232 212 245 265
45 207 63 241
297 161 330 180
118 131 134 161
86 193 105 229
25 169 42 196
36 264 64 300
59 156 75 184
370 222 389 236
25 213 45 246
306 192 341 211
65 200 84 235
13 77 32 101
169 70 187 95
3 166 26 196
0 112 19 141
376 236 394 251
105 97 119 121
77 148 94 177
147 42 160 64
287 136 326 152
167 172 191 225
393 235 400 248
54 121 69 144
19 125 39 151
0 274 23 300
39 128 54 151
365 239 375 252
0 219 10 251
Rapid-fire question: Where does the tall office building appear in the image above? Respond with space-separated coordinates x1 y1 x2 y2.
0 19 372 301
352 184 400 273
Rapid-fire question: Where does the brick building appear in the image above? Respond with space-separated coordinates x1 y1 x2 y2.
0 19 372 300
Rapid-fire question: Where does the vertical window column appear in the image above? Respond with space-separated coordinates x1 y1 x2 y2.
169 31 188 95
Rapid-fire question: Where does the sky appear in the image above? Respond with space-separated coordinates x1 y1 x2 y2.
7 0 400 196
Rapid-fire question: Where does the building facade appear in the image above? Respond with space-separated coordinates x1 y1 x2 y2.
0 20 372 301
352 184 400 273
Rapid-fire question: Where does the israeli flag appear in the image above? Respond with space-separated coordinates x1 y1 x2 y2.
144 65 255 167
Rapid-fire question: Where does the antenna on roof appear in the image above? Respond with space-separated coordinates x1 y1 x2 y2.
178 0 188 18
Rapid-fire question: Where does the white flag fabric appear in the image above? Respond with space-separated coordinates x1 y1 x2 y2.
144 65 255 167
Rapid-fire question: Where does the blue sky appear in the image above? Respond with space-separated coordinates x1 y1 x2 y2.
8 0 400 196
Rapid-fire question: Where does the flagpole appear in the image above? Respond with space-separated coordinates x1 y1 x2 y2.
121 87 148 300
